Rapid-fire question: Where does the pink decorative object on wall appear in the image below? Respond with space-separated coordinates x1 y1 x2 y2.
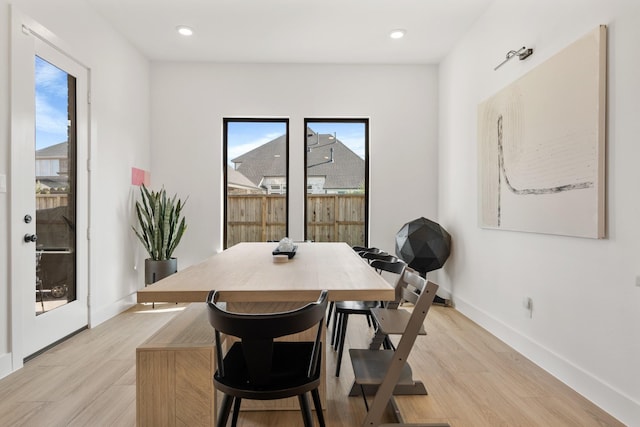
131 167 150 186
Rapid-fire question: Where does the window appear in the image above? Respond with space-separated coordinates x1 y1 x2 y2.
223 119 289 248
304 119 369 246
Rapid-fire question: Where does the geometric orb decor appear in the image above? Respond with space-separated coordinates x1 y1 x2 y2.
395 217 452 275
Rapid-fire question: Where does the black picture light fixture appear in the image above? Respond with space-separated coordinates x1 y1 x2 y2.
494 46 534 70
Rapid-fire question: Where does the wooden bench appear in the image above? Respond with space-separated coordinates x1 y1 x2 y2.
136 303 217 427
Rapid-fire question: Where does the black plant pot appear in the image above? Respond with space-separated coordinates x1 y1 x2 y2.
145 258 178 286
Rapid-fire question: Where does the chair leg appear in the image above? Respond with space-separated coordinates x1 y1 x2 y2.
327 301 334 327
311 388 326 427
360 384 369 411
331 311 341 348
335 313 349 377
231 397 242 427
217 394 233 427
332 312 340 349
384 335 396 351
298 393 314 427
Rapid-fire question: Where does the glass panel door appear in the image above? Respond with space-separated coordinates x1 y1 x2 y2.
11 14 88 360
34 56 77 315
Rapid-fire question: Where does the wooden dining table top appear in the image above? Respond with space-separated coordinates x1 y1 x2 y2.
136 242 396 303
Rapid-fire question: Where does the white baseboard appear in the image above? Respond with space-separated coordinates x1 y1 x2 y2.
0 352 12 380
453 296 640 426
89 292 137 327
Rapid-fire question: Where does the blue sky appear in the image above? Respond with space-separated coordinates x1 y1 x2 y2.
226 120 365 164
308 122 366 159
227 121 286 163
35 56 69 150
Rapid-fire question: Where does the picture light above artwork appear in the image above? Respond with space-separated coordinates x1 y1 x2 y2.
494 46 534 70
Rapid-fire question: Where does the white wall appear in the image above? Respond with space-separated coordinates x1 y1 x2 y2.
439 0 640 424
0 2 10 376
150 63 439 267
0 0 150 376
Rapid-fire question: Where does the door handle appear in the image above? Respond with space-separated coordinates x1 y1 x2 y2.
24 234 38 243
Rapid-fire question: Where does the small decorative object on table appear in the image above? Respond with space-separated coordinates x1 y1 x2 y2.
272 237 298 259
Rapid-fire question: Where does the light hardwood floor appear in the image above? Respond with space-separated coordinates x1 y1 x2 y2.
0 302 623 426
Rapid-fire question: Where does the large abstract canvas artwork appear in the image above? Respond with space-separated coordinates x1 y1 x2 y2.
478 26 607 238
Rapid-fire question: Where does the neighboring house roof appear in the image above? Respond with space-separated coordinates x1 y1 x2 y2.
37 177 68 187
306 128 364 189
36 141 67 158
36 142 69 181
232 134 287 187
231 128 364 189
227 166 262 191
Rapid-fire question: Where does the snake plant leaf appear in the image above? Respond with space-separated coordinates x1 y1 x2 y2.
132 184 188 261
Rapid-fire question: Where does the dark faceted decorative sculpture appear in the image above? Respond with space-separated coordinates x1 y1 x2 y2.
395 217 451 275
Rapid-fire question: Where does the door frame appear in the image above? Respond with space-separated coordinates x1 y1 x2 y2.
9 8 94 370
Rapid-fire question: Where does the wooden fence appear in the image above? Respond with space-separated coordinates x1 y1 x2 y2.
226 194 365 248
36 194 68 210
35 192 366 248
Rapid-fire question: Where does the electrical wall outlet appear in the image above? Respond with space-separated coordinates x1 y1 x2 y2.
635 276 640 287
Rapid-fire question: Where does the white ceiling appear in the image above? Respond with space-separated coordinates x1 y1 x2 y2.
85 0 493 64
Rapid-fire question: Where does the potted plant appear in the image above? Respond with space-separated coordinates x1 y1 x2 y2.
132 184 187 285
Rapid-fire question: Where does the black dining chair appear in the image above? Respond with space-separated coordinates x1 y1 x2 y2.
207 289 328 427
351 245 384 254
328 251 400 330
360 251 397 265
328 250 402 330
331 258 406 377
327 247 390 326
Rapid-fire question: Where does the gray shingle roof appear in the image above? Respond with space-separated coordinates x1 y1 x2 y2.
232 134 287 186
36 141 68 158
231 128 364 189
227 166 262 191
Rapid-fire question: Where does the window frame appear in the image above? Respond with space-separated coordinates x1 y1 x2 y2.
303 118 369 246
223 118 290 249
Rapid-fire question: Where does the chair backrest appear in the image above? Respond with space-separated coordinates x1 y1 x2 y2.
207 290 328 384
352 245 381 254
369 259 405 275
361 252 397 264
388 266 426 308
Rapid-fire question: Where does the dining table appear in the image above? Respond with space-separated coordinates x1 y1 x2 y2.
137 241 395 304
136 241 396 425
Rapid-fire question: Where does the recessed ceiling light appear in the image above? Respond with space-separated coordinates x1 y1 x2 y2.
390 29 406 39
176 26 194 36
